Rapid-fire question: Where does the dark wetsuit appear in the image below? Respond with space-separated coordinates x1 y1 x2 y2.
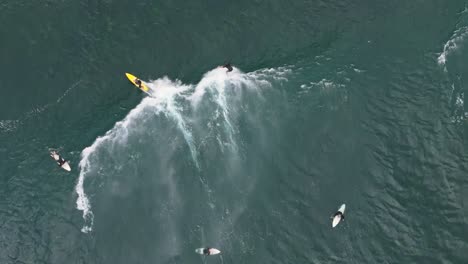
333 212 345 220
203 248 211 255
57 157 66 167
135 79 142 88
222 63 233 72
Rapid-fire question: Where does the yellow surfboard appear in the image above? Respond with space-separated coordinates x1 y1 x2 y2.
125 73 151 94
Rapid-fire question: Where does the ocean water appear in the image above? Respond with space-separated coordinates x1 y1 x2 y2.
1 1 468 263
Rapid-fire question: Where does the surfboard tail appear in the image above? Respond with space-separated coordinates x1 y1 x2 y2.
61 162 71 171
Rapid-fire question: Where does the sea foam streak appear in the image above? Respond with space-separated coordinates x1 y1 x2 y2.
76 96 156 232
438 10 468 122
75 67 290 232
438 7 468 68
438 26 468 67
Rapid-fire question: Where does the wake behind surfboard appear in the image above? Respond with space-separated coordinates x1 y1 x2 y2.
125 73 151 95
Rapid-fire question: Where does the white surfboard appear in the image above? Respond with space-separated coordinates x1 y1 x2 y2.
195 248 221 255
50 151 71 172
332 204 346 228
61 162 71 171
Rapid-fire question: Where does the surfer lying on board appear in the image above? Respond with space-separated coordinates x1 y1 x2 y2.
203 248 221 255
332 211 345 220
134 78 143 88
50 151 66 166
57 157 67 167
195 247 221 255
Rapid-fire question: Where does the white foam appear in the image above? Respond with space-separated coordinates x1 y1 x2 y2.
56 80 81 103
190 66 290 106
438 26 468 67
455 93 464 107
190 67 240 106
76 96 157 232
75 79 198 232
147 77 199 168
0 120 20 133
75 66 291 232
301 78 344 91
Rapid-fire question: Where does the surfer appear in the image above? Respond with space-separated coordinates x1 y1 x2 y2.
57 156 67 167
134 78 143 88
50 150 71 171
220 63 233 72
195 247 221 255
202 248 211 255
50 151 66 166
331 204 346 227
333 210 345 221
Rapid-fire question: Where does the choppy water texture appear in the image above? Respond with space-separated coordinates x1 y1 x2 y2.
1 1 468 263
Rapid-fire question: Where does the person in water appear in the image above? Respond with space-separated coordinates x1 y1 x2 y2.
134 78 143 88
221 63 233 72
333 211 345 220
57 157 67 167
202 248 212 255
51 151 66 166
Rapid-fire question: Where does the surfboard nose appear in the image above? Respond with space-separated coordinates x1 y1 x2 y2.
209 248 221 255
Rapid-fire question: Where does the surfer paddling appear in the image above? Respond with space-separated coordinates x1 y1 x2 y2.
195 247 221 256
331 204 346 228
50 150 71 172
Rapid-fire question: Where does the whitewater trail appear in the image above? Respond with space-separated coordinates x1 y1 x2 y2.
192 69 242 152
438 25 468 68
0 80 82 134
76 95 157 232
147 77 200 168
75 66 290 233
438 9 468 122
438 8 468 68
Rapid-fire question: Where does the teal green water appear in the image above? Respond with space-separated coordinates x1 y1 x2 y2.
1 1 468 263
